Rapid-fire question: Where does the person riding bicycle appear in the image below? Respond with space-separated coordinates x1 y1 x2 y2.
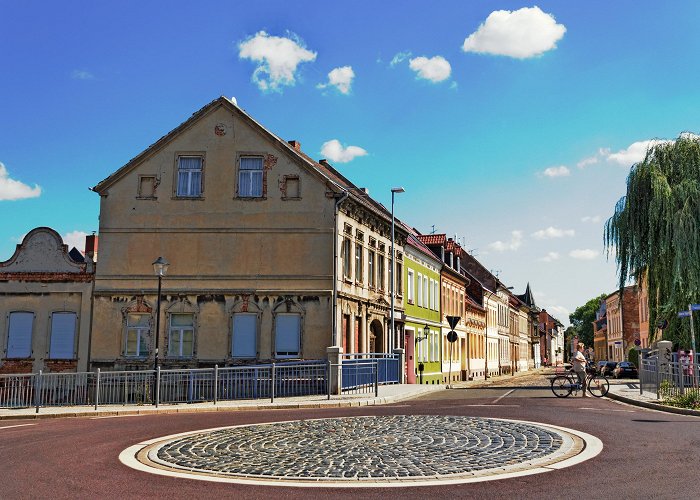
572 342 589 397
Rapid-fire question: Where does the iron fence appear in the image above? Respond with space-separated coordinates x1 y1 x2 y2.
340 353 400 388
639 355 700 399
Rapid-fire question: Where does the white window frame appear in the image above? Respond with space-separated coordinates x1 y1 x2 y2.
238 156 264 198
176 155 203 197
49 312 77 359
275 313 301 358
355 242 363 282
7 311 33 358
125 313 150 358
417 273 423 307
368 251 375 287
407 269 414 302
342 237 352 279
168 313 194 358
232 313 257 359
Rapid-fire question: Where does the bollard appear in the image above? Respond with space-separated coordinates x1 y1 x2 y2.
155 367 161 408
374 361 379 398
213 365 218 405
95 368 101 411
271 363 276 403
327 360 332 400
35 370 43 414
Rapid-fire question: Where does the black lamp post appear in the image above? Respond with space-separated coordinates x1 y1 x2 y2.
416 324 430 384
152 257 169 371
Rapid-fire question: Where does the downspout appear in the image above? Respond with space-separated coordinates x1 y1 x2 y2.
332 189 350 347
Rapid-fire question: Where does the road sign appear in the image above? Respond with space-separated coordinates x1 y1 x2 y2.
692 304 700 311
634 338 641 346
678 311 691 318
447 331 458 343
446 315 461 330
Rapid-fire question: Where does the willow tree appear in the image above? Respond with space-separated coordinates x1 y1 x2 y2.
605 134 700 348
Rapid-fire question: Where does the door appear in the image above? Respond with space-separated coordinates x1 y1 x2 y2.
406 329 416 383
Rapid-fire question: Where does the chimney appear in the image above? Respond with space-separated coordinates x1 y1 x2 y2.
359 187 369 195
440 246 445 262
288 140 301 151
449 251 454 268
85 233 98 261
319 159 331 167
457 256 461 273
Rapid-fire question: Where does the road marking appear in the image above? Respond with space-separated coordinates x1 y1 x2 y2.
90 414 147 419
0 423 37 430
579 407 635 412
466 404 521 407
492 389 515 404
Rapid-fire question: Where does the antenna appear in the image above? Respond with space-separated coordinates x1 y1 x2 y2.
431 225 436 234
491 269 501 279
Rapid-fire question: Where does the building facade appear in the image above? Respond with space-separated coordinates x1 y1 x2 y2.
0 228 94 373
605 286 640 362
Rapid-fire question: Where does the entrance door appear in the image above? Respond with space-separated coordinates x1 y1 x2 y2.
406 329 416 383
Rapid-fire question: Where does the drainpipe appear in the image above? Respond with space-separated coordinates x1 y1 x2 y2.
332 189 350 347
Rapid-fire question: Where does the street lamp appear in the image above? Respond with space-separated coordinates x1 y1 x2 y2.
390 186 405 354
152 257 169 371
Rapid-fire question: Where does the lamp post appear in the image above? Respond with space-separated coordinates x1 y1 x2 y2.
390 187 405 354
416 324 430 384
152 257 169 371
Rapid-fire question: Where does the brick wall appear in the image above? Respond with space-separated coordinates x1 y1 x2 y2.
0 359 34 374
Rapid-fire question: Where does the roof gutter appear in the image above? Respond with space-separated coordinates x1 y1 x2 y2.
332 189 350 348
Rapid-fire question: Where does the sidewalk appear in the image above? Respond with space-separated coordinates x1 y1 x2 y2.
0 383 446 421
606 382 700 417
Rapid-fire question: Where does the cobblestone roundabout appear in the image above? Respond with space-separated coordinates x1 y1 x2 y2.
137 415 588 484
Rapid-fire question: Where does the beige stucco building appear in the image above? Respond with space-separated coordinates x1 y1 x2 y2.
89 97 403 370
0 228 94 373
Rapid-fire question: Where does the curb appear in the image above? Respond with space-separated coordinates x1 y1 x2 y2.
0 385 445 421
606 391 700 417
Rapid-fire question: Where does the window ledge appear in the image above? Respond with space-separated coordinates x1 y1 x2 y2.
235 196 267 201
172 196 205 201
136 196 157 200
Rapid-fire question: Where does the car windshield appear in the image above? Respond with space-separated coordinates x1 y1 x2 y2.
620 362 634 367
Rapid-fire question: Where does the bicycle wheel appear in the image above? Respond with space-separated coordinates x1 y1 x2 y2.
587 375 609 397
551 376 573 398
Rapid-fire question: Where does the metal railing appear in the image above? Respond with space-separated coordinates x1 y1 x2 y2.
639 355 700 399
0 361 329 411
340 353 400 388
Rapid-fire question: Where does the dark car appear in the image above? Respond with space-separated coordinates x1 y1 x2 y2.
596 360 609 374
613 361 638 379
600 361 617 376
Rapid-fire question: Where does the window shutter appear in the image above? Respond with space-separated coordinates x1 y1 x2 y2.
275 314 300 356
232 314 257 358
7 312 33 358
49 312 77 359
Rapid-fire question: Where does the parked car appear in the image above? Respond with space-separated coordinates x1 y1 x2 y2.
596 360 609 374
601 361 618 376
613 361 638 379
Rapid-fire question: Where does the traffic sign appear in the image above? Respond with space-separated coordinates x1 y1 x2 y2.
678 311 691 318
692 304 700 311
634 338 641 346
446 315 461 330
447 331 458 343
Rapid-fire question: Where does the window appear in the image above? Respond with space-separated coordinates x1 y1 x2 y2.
282 175 300 199
368 251 376 287
49 312 77 359
377 255 385 290
232 313 257 358
238 156 263 197
176 156 203 197
417 274 423 307
168 314 194 358
342 237 352 278
7 312 33 358
125 314 150 357
433 280 439 310
275 313 301 358
396 262 402 296
424 278 429 310
407 269 414 302
355 243 363 282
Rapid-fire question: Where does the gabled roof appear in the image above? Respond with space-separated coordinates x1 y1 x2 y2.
516 282 536 309
91 96 402 229
417 233 446 246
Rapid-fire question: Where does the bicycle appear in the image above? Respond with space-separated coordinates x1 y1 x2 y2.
550 365 609 398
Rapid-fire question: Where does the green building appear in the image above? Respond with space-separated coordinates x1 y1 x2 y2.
403 232 442 384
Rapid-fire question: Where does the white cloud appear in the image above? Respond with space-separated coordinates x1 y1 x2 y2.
540 165 570 178
532 227 575 239
320 140 368 163
538 251 560 262
63 230 88 252
71 69 94 80
487 230 523 252
581 215 602 223
462 6 566 59
578 136 700 169
0 162 42 201
569 249 599 260
238 31 316 92
317 66 355 94
542 304 570 320
408 56 452 83
390 51 412 66
576 152 603 169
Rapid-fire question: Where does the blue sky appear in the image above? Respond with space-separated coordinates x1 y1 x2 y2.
2 1 700 323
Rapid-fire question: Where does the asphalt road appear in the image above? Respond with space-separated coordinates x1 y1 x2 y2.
1 373 697 499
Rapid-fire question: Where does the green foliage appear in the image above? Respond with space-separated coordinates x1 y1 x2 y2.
569 294 607 348
663 389 700 409
627 347 639 366
605 134 700 349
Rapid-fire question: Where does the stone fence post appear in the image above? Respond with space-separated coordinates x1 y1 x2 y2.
393 348 405 384
327 346 343 395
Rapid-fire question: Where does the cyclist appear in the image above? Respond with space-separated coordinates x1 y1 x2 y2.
572 342 589 397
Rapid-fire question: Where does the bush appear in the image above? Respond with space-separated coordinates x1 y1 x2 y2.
663 389 700 409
